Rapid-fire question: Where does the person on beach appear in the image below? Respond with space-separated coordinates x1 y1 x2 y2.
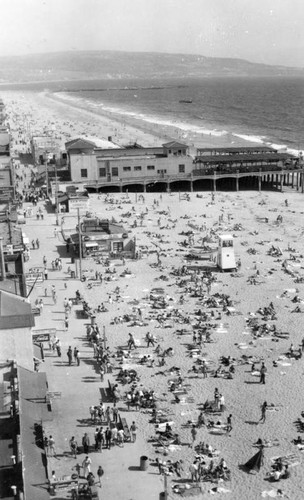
130 421 137 443
226 414 232 434
259 401 267 423
260 362 267 384
190 425 197 448
128 333 136 350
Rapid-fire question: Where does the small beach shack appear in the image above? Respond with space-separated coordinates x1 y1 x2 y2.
69 217 135 258
217 234 236 271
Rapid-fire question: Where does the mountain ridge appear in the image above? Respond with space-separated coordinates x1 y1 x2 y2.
0 50 303 83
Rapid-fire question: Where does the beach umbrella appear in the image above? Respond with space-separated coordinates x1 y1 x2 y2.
242 447 264 473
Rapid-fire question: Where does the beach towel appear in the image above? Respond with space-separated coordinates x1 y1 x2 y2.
261 489 286 498
180 486 202 497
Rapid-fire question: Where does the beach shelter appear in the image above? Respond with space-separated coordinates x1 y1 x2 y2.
242 448 264 473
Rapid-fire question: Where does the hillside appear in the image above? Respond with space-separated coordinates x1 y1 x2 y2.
0 50 303 83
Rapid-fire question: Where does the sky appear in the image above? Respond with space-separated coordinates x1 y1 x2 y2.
0 0 303 67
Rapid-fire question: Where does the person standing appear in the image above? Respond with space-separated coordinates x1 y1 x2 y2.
130 421 137 443
69 436 78 459
65 315 69 330
260 363 267 384
97 428 104 452
190 425 197 448
67 346 73 366
55 340 61 357
259 401 267 424
75 349 80 366
146 332 155 347
112 403 119 424
82 433 90 454
226 414 233 434
128 333 136 350
105 427 112 449
97 465 104 487
82 455 91 478
48 435 56 457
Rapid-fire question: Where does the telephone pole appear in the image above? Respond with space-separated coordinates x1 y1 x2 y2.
77 208 83 280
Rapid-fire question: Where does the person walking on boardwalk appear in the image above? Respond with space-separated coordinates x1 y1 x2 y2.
82 455 91 477
130 421 137 443
82 433 90 454
97 465 104 487
67 346 73 366
69 436 78 459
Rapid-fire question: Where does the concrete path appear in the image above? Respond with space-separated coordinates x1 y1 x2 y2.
25 202 163 500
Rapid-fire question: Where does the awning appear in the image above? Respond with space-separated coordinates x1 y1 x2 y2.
18 367 48 401
0 290 35 330
33 343 44 361
85 242 99 248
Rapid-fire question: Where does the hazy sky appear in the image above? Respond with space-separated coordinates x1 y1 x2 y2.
1 0 303 67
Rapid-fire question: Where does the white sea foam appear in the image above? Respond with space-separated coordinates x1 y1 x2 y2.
53 91 301 155
233 133 266 144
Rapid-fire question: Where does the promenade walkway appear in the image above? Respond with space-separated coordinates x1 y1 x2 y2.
24 202 163 500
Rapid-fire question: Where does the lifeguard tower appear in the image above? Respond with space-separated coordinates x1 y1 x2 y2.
217 234 236 271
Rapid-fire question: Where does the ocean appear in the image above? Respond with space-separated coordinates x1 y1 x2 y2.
4 76 304 154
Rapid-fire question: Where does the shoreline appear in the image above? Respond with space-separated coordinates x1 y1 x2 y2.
45 90 256 152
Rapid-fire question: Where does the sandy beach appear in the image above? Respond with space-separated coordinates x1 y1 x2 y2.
3 89 256 154
4 89 304 499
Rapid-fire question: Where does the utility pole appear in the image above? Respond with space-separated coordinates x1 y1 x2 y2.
77 208 83 281
55 164 59 225
45 151 49 197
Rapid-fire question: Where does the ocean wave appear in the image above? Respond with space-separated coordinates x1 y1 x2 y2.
55 91 230 139
233 133 266 144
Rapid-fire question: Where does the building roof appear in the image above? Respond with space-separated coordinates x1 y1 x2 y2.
163 141 189 149
0 291 34 330
197 146 275 154
18 366 51 500
194 153 292 164
66 135 120 150
0 132 9 147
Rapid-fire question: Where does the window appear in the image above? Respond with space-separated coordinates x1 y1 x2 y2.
179 164 185 173
134 166 142 171
157 169 167 174
147 165 155 170
123 166 131 172
112 167 118 176
99 167 106 177
81 169 88 178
